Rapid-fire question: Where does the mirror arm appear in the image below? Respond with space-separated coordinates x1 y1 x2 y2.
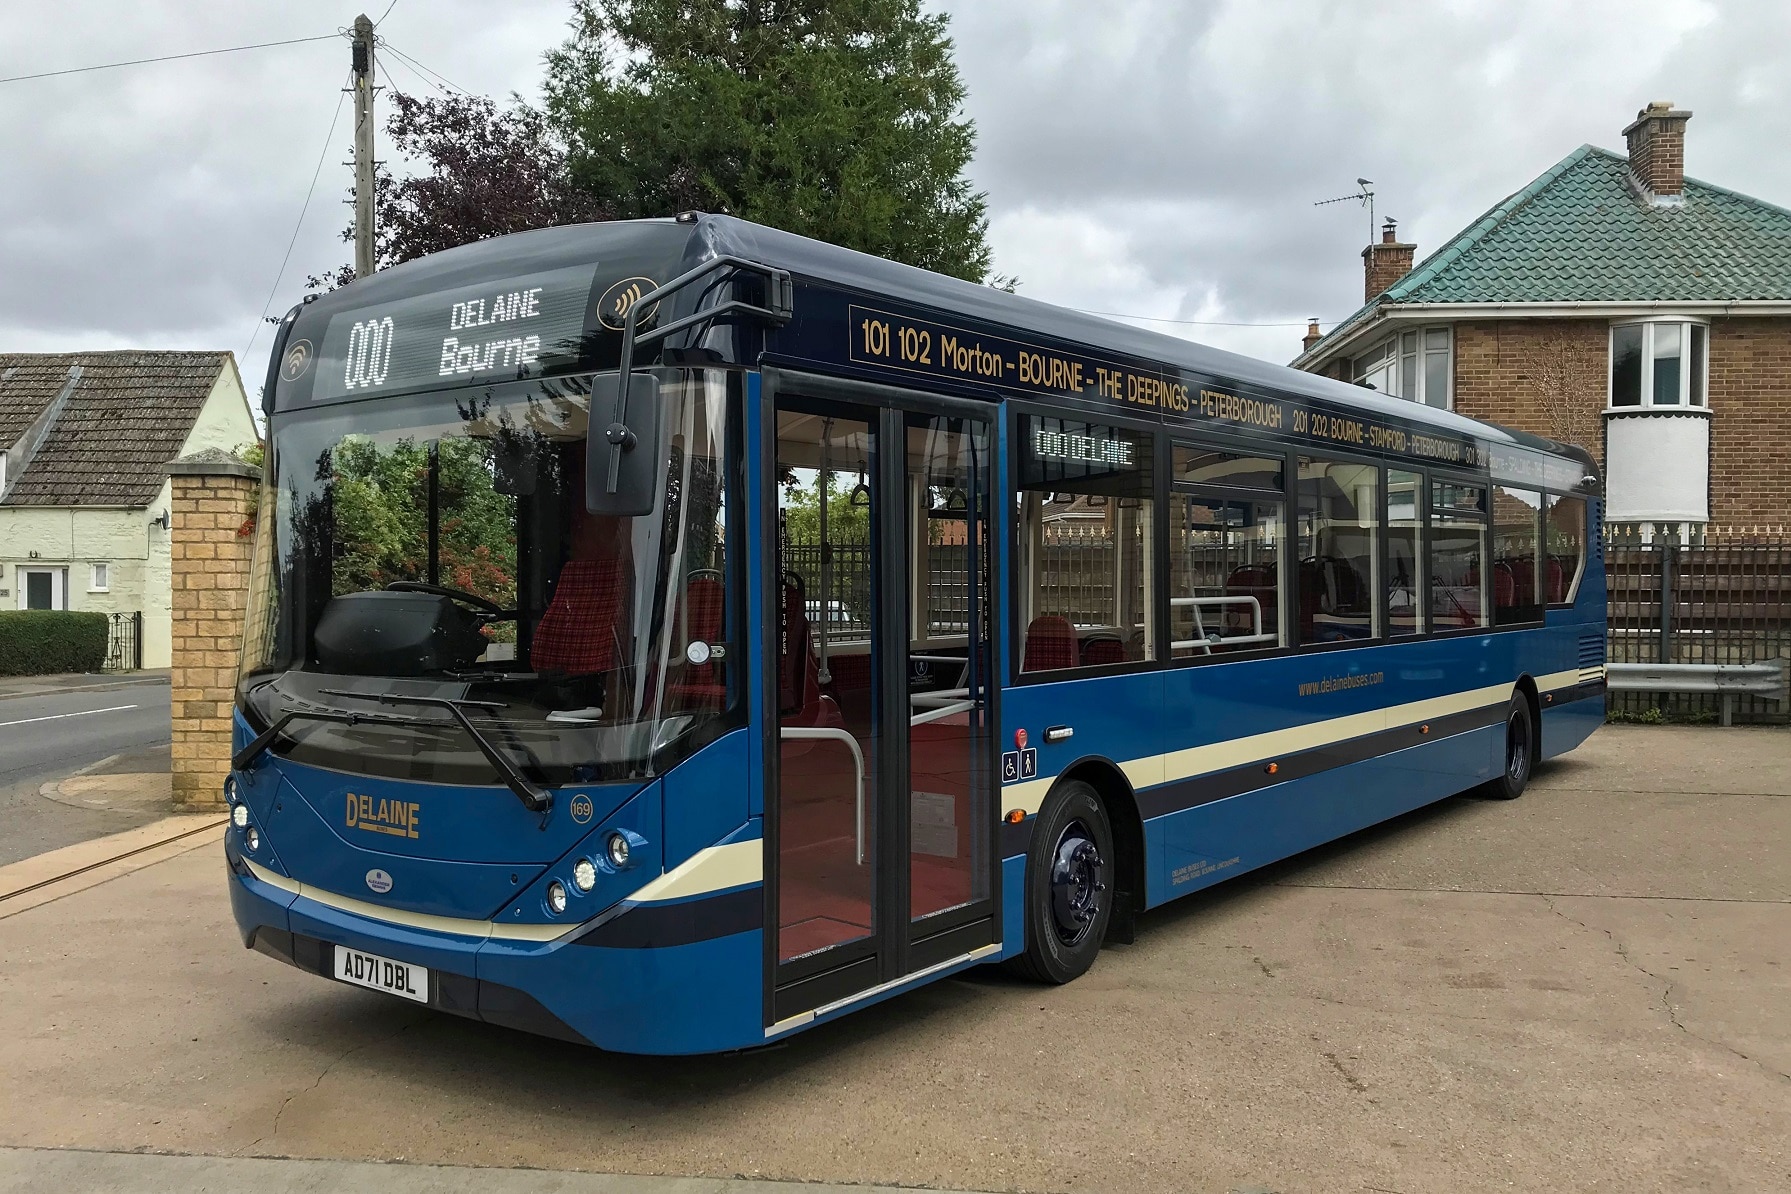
605 256 794 496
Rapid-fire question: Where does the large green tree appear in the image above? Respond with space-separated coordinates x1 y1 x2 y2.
545 0 995 281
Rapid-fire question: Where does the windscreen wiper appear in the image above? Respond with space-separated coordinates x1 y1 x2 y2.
318 690 553 815
233 707 420 772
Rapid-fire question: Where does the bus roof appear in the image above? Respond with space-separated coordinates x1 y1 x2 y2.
278 213 1596 479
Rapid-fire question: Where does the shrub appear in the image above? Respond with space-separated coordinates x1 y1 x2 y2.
0 610 111 676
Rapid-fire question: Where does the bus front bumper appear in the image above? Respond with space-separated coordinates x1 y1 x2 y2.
226 842 765 1055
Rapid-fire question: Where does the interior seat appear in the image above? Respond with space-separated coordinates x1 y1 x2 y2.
1021 615 1079 672
530 558 625 675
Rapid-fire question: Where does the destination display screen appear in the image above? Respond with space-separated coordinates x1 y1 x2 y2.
310 264 600 402
1018 415 1150 489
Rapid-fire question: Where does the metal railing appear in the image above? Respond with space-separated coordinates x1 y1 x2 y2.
1604 534 1791 724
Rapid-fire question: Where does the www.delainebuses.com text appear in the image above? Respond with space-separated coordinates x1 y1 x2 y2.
850 307 1475 463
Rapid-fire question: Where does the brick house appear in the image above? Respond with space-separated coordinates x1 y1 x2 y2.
0 351 257 667
1292 102 1791 541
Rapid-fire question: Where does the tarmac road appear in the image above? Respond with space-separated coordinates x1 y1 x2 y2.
0 674 170 866
0 724 1786 1193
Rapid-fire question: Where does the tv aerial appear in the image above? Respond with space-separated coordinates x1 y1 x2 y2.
1315 178 1376 244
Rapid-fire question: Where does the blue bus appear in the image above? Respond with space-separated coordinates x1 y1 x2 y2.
228 214 1606 1053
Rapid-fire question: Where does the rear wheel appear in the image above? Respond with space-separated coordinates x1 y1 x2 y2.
1006 780 1113 984
1482 694 1535 800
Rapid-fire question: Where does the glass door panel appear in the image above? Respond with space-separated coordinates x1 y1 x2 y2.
774 408 880 965
905 415 991 925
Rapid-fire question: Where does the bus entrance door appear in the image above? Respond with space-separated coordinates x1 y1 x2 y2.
768 388 997 1024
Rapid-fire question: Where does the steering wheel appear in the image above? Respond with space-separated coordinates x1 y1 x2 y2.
384 581 510 619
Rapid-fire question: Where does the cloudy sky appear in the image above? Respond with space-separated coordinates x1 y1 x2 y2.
3 0 1788 383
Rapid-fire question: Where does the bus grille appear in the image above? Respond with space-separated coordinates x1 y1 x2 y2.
1578 633 1606 683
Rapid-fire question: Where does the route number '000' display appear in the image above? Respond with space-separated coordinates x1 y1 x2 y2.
306 263 601 403
343 317 395 391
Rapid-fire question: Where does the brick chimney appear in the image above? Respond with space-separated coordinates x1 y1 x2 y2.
1362 218 1415 302
1624 101 1692 204
1302 318 1323 352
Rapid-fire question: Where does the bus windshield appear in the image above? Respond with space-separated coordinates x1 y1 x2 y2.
238 367 735 787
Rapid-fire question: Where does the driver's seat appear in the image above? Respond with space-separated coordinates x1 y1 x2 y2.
530 558 625 675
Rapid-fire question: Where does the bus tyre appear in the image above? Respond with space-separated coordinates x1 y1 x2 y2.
1007 780 1114 984
1483 694 1536 801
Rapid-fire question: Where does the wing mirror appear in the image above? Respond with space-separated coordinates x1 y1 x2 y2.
586 373 663 517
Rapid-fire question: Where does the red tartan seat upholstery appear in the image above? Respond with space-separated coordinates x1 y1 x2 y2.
666 575 726 708
1021 615 1079 672
1546 557 1567 603
530 558 625 674
1492 562 1518 610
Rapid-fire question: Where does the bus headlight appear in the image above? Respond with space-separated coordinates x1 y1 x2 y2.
606 833 630 868
245 826 260 851
546 881 568 915
232 804 249 829
572 858 597 893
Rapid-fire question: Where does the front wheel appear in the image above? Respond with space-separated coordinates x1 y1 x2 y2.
1481 693 1535 800
1006 780 1114 984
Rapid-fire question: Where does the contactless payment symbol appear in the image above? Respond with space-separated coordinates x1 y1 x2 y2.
569 793 594 824
280 339 313 381
597 277 660 331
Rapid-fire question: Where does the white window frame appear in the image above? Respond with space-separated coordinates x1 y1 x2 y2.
1606 317 1709 410
1352 325 1452 409
89 562 110 592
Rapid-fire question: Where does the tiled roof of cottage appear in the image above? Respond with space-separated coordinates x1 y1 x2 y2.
0 350 231 507
1300 145 1791 361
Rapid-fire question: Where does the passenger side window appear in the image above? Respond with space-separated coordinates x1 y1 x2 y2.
1015 416 1154 673
1168 445 1284 658
1544 495 1587 604
1386 470 1423 637
1430 480 1488 629
1492 486 1544 625
1296 458 1381 644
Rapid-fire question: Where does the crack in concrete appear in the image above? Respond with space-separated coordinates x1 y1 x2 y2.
1540 895 1790 1086
1322 1051 1368 1093
237 1012 429 1155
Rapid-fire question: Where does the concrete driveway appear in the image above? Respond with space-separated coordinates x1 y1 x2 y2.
0 725 1785 1193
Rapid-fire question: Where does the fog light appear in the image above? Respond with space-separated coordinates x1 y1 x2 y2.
607 832 630 868
572 858 597 893
546 881 568 914
231 804 249 828
245 826 260 851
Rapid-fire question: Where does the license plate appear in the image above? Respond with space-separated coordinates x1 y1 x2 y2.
333 945 429 1004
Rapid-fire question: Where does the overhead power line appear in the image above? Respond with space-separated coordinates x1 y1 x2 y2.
0 34 338 85
378 40 472 95
242 70 353 371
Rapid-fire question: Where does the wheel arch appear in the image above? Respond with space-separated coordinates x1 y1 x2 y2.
1514 673 1541 755
1055 755 1146 917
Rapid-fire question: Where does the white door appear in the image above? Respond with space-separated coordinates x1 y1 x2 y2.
18 567 67 610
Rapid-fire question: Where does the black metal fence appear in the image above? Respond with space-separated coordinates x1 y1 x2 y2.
103 611 142 672
1604 536 1791 723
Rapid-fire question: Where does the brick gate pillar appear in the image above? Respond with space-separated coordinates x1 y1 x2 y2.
167 449 261 812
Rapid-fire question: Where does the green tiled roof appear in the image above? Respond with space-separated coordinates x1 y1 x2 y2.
1302 144 1791 360
1390 145 1791 303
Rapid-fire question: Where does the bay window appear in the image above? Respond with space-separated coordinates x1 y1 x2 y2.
1609 320 1707 407
1351 326 1452 408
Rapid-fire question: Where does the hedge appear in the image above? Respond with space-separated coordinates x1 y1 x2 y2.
0 610 111 676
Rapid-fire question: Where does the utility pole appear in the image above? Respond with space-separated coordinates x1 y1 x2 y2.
351 13 376 279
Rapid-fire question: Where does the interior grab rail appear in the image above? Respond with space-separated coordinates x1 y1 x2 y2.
779 726 867 865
